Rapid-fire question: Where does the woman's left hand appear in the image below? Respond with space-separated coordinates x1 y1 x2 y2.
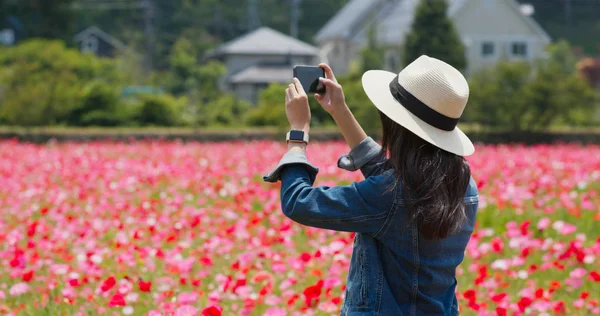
285 78 311 132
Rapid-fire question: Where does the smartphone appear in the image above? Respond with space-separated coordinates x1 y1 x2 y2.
293 66 326 94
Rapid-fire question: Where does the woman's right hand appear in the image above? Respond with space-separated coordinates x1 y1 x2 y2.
315 63 347 115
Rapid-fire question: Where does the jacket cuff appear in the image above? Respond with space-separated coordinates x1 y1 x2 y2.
263 151 319 183
337 137 382 171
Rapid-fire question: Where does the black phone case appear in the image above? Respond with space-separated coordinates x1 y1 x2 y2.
293 66 326 94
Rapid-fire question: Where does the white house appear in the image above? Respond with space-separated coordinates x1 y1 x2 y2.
208 27 319 104
315 0 551 75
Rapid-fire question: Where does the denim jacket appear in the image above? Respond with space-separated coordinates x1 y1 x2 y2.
264 137 479 316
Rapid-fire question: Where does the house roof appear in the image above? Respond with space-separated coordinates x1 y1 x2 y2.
229 65 292 84
74 26 127 51
210 27 319 57
316 0 549 45
314 0 382 43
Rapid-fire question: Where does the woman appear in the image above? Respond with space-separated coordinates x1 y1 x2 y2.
264 55 478 315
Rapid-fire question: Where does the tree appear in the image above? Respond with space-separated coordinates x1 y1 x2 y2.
467 41 599 131
0 40 123 126
2 0 74 40
247 83 333 128
403 0 466 70
360 22 385 73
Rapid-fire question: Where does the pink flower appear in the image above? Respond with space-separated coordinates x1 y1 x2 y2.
571 268 587 279
537 217 551 230
177 292 198 305
9 282 29 296
264 307 287 316
174 305 198 316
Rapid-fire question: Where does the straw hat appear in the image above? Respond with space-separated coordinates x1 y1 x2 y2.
362 55 474 156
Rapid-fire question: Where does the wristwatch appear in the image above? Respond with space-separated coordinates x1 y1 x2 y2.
286 130 309 144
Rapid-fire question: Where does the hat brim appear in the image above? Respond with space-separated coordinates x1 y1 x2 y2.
362 70 475 156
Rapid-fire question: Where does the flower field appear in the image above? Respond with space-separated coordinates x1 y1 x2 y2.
0 140 599 316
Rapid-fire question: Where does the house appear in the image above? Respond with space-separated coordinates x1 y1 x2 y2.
74 26 127 58
315 0 551 75
208 27 319 104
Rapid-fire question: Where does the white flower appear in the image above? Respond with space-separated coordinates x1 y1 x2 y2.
518 270 528 279
122 306 134 315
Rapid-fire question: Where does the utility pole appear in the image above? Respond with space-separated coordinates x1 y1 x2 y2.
214 5 222 40
143 0 154 72
565 0 572 27
247 0 261 32
290 0 302 38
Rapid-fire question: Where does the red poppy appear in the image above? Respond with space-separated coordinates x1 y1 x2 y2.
287 294 300 306
201 306 222 316
517 297 533 312
491 237 503 253
590 271 600 282
138 280 152 292
100 276 116 292
303 280 324 307
22 270 34 282
520 220 530 236
69 279 80 287
535 288 544 299
27 222 38 237
300 252 311 262
496 307 507 316
463 289 476 301
108 293 126 307
491 293 507 303
553 301 566 313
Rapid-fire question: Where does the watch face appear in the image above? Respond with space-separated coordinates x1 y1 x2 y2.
289 130 304 141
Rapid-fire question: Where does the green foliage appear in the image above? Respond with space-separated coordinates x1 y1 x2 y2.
247 84 288 128
1 0 74 40
135 94 186 127
71 0 347 70
467 41 599 131
163 36 229 127
247 83 333 128
195 94 250 127
403 0 466 70
0 40 123 126
337 72 381 133
359 23 385 73
466 61 532 128
517 0 600 54
68 82 121 126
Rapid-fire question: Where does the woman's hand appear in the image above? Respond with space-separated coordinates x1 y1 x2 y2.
315 63 347 115
285 78 311 132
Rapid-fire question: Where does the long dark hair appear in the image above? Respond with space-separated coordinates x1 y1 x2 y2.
379 111 471 240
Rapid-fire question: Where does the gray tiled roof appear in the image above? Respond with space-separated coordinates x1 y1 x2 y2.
74 26 127 50
316 0 471 44
229 65 292 84
315 0 381 42
212 27 318 57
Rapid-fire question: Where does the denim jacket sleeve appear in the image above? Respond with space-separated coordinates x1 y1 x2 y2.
337 137 388 178
278 164 395 234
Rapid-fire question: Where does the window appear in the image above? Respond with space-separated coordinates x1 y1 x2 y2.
82 36 99 54
0 29 15 45
481 42 495 57
511 42 528 58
